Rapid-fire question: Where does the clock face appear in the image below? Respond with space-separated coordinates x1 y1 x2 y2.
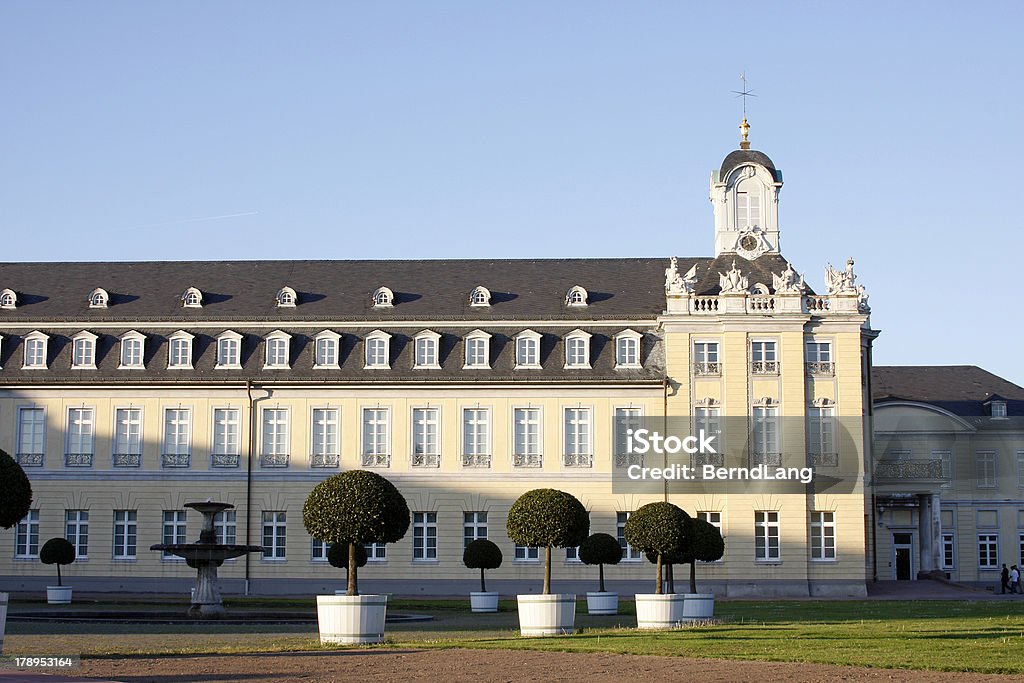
739 234 759 252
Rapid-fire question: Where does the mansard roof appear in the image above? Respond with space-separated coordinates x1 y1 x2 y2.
873 365 1024 418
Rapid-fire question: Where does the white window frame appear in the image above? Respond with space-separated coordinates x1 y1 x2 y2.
810 511 836 561
411 406 440 468
752 404 780 465
372 286 394 308
65 407 95 467
215 331 243 369
113 510 137 560
313 330 341 369
0 288 16 309
614 406 644 467
469 286 491 307
15 510 40 558
564 330 592 369
262 511 287 560
514 330 542 369
264 330 291 369
565 285 588 307
991 401 1008 419
942 532 956 570
311 538 330 562
181 287 203 308
935 449 954 488
65 510 89 559
750 339 778 375
260 407 290 468
17 406 46 466
735 176 762 229
71 331 97 370
22 331 48 369
978 533 999 569
755 510 781 561
364 330 391 369
463 330 491 369
167 330 194 369
310 407 340 468
162 407 192 467
412 512 438 561
693 340 721 376
118 331 145 369
462 407 491 468
514 543 540 562
1018 451 1024 489
113 407 143 465
162 510 188 559
214 510 237 545
512 406 542 468
365 542 386 562
563 406 592 467
463 511 488 548
976 451 996 488
697 511 723 562
413 330 441 369
614 329 642 369
275 286 297 308
361 406 391 467
808 406 836 463
617 512 642 562
88 287 108 309
211 407 241 467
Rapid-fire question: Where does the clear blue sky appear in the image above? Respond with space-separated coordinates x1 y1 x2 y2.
1 2 1021 385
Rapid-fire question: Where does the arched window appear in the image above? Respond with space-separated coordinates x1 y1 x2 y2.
735 175 761 230
565 285 588 307
364 330 391 368
275 287 297 308
88 288 109 309
564 330 592 369
515 330 542 369
614 329 642 369
182 287 203 308
469 286 491 307
413 330 441 369
313 330 341 369
119 331 145 369
216 331 243 369
0 289 16 309
463 330 491 369
168 331 194 369
264 331 291 369
372 287 394 308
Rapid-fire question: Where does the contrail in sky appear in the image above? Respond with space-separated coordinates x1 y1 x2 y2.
131 211 259 230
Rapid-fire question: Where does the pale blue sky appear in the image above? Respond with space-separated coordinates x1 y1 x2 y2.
1 2 1021 384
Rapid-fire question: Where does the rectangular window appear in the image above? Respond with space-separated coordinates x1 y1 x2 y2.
693 407 722 467
563 407 592 467
614 407 643 467
617 512 642 561
214 510 237 545
15 510 40 558
17 406 45 466
808 407 835 466
514 544 539 561
65 510 89 559
24 337 46 368
262 511 287 559
113 408 143 466
72 337 95 368
752 407 779 465
365 542 386 561
413 512 437 561
616 336 639 367
462 408 491 468
162 408 191 467
934 450 953 488
751 340 778 374
168 337 191 368
113 510 138 559
162 510 188 558
217 337 240 368
312 539 330 562
260 408 289 468
463 511 488 548
810 511 836 560
978 534 999 568
805 341 834 376
1017 451 1024 489
755 511 780 561
1019 533 1024 568
942 532 955 570
414 336 437 368
266 337 289 368
565 336 589 367
121 337 143 368
212 408 240 467
411 407 439 467
311 408 340 468
66 407 95 467
976 451 996 488
516 336 539 367
513 407 542 468
365 337 389 368
315 337 338 367
361 407 391 467
465 337 489 368
736 188 760 228
693 341 720 375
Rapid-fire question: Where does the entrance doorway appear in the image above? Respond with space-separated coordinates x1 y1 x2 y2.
892 533 914 580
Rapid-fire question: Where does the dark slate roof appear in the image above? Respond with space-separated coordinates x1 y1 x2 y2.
689 253 809 295
719 149 781 182
872 365 1024 417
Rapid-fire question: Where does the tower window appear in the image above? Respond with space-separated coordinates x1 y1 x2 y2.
736 177 761 229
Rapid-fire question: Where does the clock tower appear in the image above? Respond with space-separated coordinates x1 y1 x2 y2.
710 119 784 259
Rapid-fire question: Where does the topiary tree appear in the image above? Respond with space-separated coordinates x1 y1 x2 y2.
506 489 589 594
303 470 410 596
39 537 76 587
623 502 690 594
463 539 503 592
645 545 687 594
0 448 33 530
682 517 725 593
578 533 622 593
327 541 368 589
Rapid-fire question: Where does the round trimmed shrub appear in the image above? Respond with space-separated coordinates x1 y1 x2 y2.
0 448 33 530
463 539 503 592
303 470 410 595
40 537 76 586
578 532 622 593
506 488 589 594
684 517 725 593
623 502 690 594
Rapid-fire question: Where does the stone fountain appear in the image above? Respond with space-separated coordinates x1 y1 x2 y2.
150 501 264 619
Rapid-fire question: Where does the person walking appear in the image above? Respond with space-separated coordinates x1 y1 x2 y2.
1001 564 1010 594
1011 566 1021 595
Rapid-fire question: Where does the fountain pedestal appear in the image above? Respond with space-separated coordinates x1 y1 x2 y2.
150 502 263 619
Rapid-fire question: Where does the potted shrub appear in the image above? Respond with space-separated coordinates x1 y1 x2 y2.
40 538 76 604
303 470 410 644
506 488 589 636
463 539 502 612
327 541 367 595
680 517 725 620
623 502 690 629
0 448 32 654
578 532 622 615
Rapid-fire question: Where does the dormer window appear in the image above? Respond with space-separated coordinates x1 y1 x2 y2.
414 330 441 369
464 330 491 369
168 331 194 369
264 330 291 369
181 287 203 308
365 330 391 369
22 331 48 369
216 331 243 369
71 331 97 370
515 329 542 369
990 400 1008 419
276 286 297 308
565 285 588 307
372 287 394 308
313 330 341 369
119 331 145 369
469 286 491 307
564 329 591 369
88 288 109 309
615 329 642 369
0 289 17 310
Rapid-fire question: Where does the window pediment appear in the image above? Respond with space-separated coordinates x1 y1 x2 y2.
0 288 17 310
372 287 394 308
469 286 491 307
565 285 588 307
88 288 109 309
276 286 297 308
181 287 203 308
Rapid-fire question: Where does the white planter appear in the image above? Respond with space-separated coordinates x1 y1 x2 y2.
470 591 499 612
46 586 73 605
586 591 618 615
635 593 685 629
0 592 7 655
316 594 388 645
516 594 576 636
682 593 715 620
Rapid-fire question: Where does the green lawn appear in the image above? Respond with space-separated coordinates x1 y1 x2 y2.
6 599 1024 674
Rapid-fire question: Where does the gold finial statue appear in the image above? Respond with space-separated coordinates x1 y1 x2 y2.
739 117 751 150
732 72 755 150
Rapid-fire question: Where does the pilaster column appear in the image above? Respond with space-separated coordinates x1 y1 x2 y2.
918 494 934 573
930 493 943 573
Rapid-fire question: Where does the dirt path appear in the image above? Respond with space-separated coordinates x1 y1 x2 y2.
15 648 1017 683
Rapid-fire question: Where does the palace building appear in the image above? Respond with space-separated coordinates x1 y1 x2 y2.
0 128 879 597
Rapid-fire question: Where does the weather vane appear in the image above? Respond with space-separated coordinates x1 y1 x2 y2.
731 72 756 149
